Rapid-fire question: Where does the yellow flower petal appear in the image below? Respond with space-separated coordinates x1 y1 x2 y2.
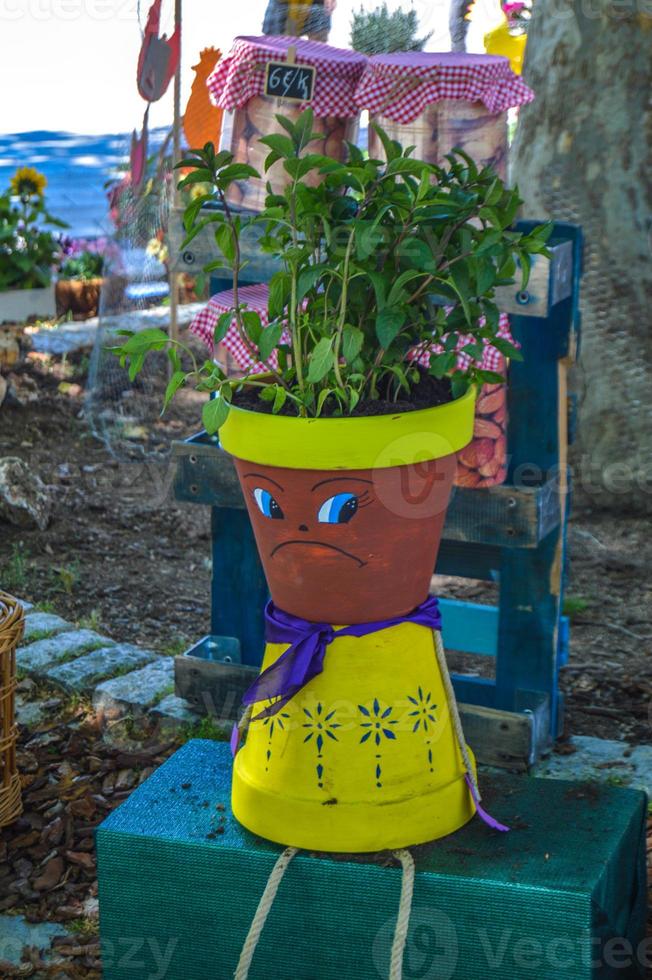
9 166 47 197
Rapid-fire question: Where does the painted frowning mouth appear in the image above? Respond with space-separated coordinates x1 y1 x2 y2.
270 540 367 567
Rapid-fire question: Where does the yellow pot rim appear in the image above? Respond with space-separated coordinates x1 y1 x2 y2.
219 384 476 470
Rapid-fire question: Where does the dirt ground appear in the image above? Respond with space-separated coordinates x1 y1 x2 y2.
2 347 651 745
0 348 212 658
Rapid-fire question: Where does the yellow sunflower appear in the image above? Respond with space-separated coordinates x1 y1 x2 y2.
10 166 47 198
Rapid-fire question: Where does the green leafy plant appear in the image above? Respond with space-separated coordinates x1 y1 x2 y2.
59 250 104 281
113 110 550 433
78 608 103 632
52 561 80 595
0 167 67 291
350 2 433 54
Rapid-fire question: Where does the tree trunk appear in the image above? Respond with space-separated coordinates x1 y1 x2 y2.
511 0 652 512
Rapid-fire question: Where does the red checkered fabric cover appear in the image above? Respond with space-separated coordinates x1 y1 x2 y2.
208 35 368 118
415 312 514 372
355 52 534 124
190 282 515 375
189 283 287 373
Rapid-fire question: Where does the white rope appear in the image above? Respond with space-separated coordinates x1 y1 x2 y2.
389 849 416 980
433 628 481 801
238 704 253 738
234 846 299 980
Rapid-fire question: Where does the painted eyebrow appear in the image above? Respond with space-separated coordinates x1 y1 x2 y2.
242 472 285 492
311 477 374 492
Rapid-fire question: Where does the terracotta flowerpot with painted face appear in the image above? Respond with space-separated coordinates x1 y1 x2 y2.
234 455 457 624
220 388 480 852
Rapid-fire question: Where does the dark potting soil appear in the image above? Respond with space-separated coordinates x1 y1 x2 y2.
231 369 454 418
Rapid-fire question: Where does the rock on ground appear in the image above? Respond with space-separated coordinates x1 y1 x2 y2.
0 456 51 530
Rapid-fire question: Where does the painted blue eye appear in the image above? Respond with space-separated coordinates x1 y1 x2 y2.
318 492 358 525
253 488 284 520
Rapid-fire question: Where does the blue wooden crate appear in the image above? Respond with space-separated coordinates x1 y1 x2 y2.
171 221 583 768
97 740 647 980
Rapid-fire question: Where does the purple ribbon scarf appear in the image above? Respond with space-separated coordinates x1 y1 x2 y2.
232 594 509 834
242 595 443 722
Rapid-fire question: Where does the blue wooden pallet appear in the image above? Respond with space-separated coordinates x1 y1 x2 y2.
171 221 583 768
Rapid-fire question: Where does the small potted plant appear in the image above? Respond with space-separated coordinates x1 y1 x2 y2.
56 239 106 319
0 168 67 323
115 112 549 852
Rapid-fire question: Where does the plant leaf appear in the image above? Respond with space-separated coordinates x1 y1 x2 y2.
163 371 187 411
258 321 284 363
307 337 334 383
268 271 291 319
316 387 334 417
258 133 295 158
342 325 364 362
242 311 262 345
214 311 233 346
121 328 169 354
202 395 230 434
215 224 235 264
388 269 427 306
218 163 260 183
376 308 406 349
297 264 325 301
272 386 287 414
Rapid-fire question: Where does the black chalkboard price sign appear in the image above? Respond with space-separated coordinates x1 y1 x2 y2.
265 61 316 103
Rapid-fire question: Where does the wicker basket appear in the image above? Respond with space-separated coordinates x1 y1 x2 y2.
0 592 24 827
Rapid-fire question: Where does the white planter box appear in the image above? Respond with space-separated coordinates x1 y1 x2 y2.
0 284 56 324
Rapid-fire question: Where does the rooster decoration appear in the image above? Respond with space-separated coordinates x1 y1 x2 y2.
137 0 181 103
183 48 223 151
130 0 181 191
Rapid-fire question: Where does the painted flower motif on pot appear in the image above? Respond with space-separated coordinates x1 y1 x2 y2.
359 698 399 789
260 703 290 773
406 686 438 774
302 702 341 789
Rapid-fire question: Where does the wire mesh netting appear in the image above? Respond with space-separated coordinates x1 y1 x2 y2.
85 129 207 461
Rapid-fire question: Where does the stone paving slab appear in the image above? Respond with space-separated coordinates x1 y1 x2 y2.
94 658 174 723
17 629 115 675
535 734 652 796
22 611 72 643
45 643 159 694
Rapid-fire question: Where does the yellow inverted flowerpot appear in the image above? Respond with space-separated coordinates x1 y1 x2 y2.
221 387 479 852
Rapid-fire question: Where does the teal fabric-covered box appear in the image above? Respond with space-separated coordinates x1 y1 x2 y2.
97 740 647 980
